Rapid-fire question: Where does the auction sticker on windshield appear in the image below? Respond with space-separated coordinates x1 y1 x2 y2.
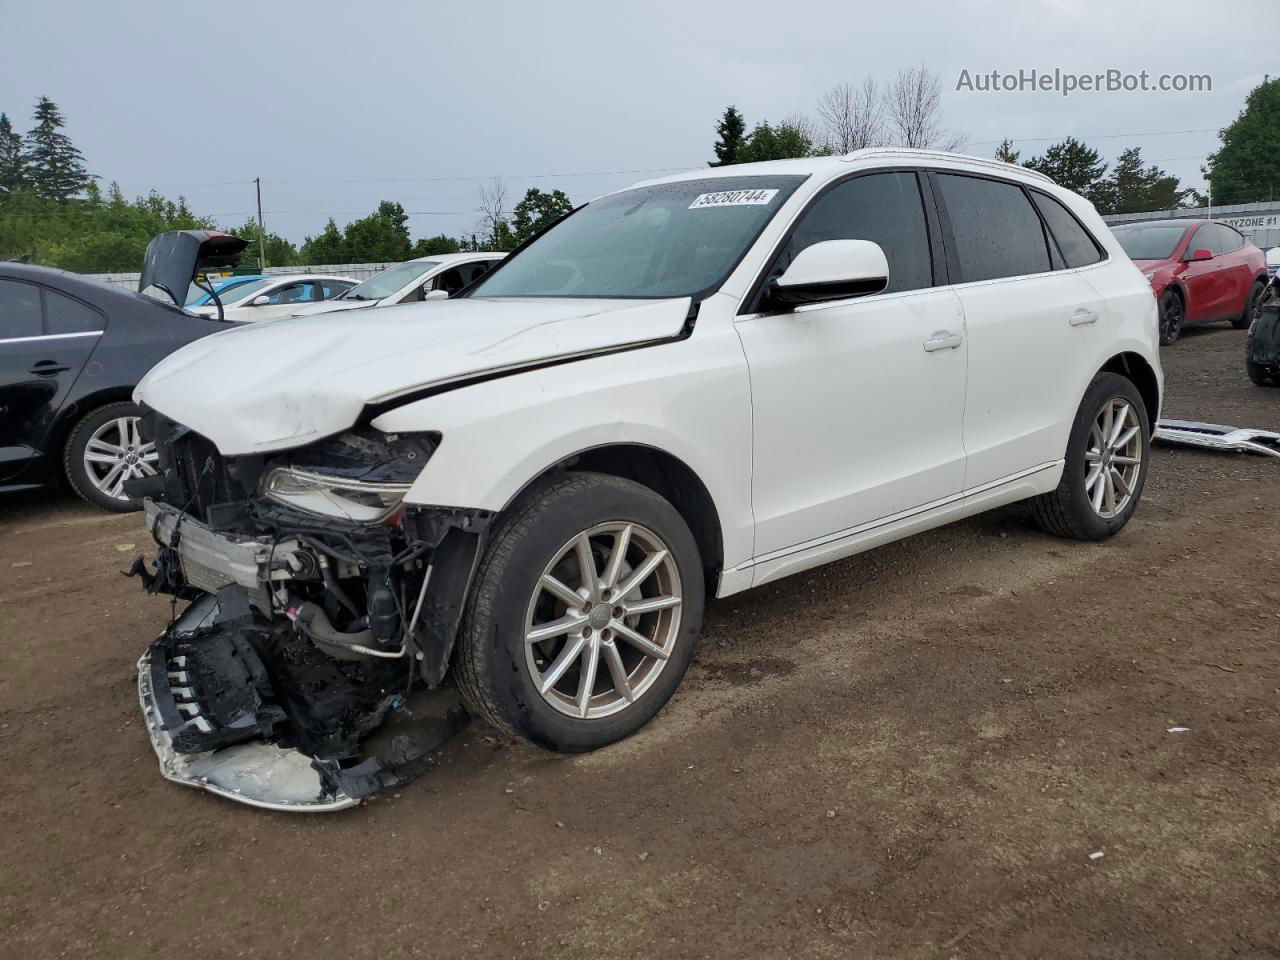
689 189 779 209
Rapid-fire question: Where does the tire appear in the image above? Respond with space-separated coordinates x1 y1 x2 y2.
63 401 157 512
455 471 705 752
1031 372 1151 541
1245 358 1278 386
1234 280 1266 330
1158 289 1184 345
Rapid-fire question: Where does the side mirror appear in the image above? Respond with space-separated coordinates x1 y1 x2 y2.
769 239 889 308
1187 248 1214 262
250 294 271 306
423 289 450 301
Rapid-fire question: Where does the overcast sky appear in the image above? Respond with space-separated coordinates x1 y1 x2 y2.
3 0 1271 245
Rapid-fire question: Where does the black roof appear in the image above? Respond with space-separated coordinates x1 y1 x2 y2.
0 261 187 316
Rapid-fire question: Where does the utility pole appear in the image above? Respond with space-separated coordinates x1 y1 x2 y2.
254 177 266 270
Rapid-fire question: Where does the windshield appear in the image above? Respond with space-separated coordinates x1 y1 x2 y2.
339 260 438 301
186 277 260 305
212 278 274 304
1111 224 1188 260
470 176 806 299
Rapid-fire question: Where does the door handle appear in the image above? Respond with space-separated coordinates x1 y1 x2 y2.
29 360 71 376
923 332 963 352
1070 309 1099 327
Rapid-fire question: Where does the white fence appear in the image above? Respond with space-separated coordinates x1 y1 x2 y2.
88 262 398 291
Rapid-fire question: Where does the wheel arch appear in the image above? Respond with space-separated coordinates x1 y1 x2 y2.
48 385 138 473
503 442 725 596
1098 352 1161 427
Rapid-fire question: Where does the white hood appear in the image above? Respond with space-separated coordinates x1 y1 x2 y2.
135 296 691 455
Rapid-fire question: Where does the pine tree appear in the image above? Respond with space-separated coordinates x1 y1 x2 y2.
1024 137 1108 205
0 113 26 194
1099 147 1187 215
994 138 1020 164
24 96 90 201
710 106 747 167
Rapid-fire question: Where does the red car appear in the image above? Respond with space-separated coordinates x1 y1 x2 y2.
1111 219 1270 345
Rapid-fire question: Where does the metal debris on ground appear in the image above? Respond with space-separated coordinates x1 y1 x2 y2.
1167 726 1190 733
1153 420 1280 458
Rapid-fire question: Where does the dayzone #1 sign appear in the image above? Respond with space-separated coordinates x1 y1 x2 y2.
689 189 780 209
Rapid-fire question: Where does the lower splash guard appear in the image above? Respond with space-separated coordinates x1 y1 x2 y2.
137 593 467 812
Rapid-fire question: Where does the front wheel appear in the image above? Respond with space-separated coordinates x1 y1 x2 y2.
1031 373 1151 541
455 472 704 752
1158 289 1184 345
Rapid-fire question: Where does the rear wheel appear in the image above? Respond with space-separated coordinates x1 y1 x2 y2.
1032 373 1150 541
63 401 157 512
1158 289 1184 345
455 472 704 752
1234 280 1266 329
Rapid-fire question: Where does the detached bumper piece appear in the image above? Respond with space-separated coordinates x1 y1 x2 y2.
138 598 360 812
1154 419 1280 458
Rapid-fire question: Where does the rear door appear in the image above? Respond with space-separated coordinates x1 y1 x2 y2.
931 172 1111 491
1205 224 1254 316
0 279 103 482
736 170 969 557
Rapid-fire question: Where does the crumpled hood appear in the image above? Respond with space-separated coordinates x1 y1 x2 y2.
135 296 691 455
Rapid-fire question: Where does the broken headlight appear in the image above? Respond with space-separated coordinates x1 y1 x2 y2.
262 467 412 523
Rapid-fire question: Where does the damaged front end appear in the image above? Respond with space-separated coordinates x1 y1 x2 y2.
127 413 484 811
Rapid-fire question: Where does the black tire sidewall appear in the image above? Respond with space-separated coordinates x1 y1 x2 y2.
1235 281 1265 329
63 401 146 513
1058 373 1151 540
462 473 704 752
1159 290 1182 345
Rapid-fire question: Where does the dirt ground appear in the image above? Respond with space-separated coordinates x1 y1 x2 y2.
1 323 1278 960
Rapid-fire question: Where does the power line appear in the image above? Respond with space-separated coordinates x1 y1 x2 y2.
968 128 1217 147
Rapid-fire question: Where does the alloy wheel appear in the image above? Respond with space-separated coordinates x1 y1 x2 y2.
1084 399 1142 519
1160 293 1183 343
524 521 683 720
83 416 158 501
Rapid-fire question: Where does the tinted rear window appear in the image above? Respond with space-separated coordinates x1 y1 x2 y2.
936 174 1051 282
1032 192 1104 269
0 279 43 339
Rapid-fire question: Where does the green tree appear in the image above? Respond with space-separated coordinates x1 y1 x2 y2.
1204 76 1280 205
343 200 413 262
994 138 1020 164
512 188 574 243
411 233 462 257
710 106 748 166
23 96 90 201
1097 147 1188 215
299 218 347 263
227 217 299 268
0 113 26 194
1024 137 1108 204
739 121 814 163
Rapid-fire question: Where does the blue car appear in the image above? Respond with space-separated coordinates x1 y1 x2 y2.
184 274 268 307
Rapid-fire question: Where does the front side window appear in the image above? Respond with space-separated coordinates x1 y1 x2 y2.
765 171 933 296
1032 192 1104 269
0 279 43 339
265 283 316 305
470 176 806 300
936 174 1051 282
1201 223 1242 256
217 279 274 304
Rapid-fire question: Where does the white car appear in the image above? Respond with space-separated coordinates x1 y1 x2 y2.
288 252 505 318
186 274 356 323
130 149 1161 810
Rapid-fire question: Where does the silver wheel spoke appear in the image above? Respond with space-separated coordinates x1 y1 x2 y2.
576 640 600 717
1090 468 1106 511
575 533 600 602
96 461 126 494
86 438 124 457
1111 454 1140 466
84 451 120 465
600 524 633 591
527 612 588 644
1112 424 1139 451
1111 467 1131 498
613 549 668 600
1103 468 1116 515
539 635 586 694
1084 449 1102 464
612 620 670 661
1085 464 1103 494
135 460 158 477
1108 404 1131 446
540 573 584 610
600 640 633 703
623 595 682 616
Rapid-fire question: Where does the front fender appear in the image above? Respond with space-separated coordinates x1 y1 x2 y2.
371 334 756 571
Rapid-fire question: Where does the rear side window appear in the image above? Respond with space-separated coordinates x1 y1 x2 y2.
935 174 1051 282
774 171 934 294
320 281 353 299
0 279 43 339
1031 193 1104 269
44 289 105 334
1200 223 1243 256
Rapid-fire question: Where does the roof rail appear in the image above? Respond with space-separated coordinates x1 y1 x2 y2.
840 148 1056 186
